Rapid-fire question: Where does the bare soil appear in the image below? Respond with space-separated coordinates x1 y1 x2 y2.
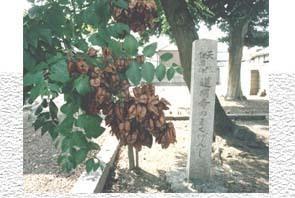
103 94 269 193
103 119 269 193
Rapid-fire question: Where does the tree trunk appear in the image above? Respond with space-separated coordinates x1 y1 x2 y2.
135 150 139 168
226 22 249 100
159 0 235 136
128 145 135 170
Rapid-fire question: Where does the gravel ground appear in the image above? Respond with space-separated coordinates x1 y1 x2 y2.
219 96 269 115
154 86 268 117
103 119 269 193
23 106 109 193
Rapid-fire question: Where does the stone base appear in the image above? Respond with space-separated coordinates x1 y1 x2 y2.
166 163 228 193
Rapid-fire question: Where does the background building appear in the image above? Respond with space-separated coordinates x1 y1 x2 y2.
155 43 269 98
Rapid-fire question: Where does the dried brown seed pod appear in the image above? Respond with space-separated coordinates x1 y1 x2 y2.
148 118 154 131
133 87 142 97
94 67 101 74
104 64 116 73
119 122 125 131
136 55 145 64
155 120 161 128
159 114 165 126
124 121 131 132
76 59 89 74
128 104 136 118
115 104 124 121
87 47 98 57
136 104 142 117
160 98 171 106
137 94 148 104
140 105 147 117
102 47 112 57
67 60 76 73
147 103 159 115
90 78 100 87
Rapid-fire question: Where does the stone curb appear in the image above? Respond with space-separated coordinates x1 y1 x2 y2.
70 135 120 193
166 114 268 121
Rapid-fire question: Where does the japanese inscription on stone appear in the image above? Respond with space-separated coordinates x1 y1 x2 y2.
187 39 217 182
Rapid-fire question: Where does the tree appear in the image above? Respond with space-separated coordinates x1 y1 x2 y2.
24 0 262 173
194 0 269 100
156 0 235 137
23 0 180 173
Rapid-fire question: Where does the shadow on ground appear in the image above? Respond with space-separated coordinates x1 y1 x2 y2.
166 125 269 193
103 164 172 193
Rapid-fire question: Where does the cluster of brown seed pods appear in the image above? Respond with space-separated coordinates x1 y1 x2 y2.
112 0 158 33
67 47 176 151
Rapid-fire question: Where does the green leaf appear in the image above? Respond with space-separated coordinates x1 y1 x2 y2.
171 63 183 74
76 114 104 138
141 62 155 83
96 0 111 27
48 83 60 93
123 34 138 56
73 149 88 164
46 5 66 32
89 33 102 46
126 61 141 85
85 126 105 139
37 112 50 120
24 71 43 86
108 39 122 57
86 159 95 173
88 30 110 47
34 62 48 71
28 6 40 19
93 161 100 171
49 100 58 119
41 99 48 108
85 158 100 173
41 121 56 136
59 155 75 172
88 142 100 151
46 53 64 65
175 66 183 74
61 136 72 152
83 5 99 27
23 51 36 71
71 132 88 149
35 104 43 115
83 56 104 67
48 127 58 140
33 112 49 130
143 42 157 57
108 23 130 38
49 60 70 83
160 52 173 62
37 28 52 45
155 63 166 81
73 39 89 52
74 74 91 95
112 0 128 9
28 83 45 103
58 116 75 136
61 101 79 115
167 67 175 81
